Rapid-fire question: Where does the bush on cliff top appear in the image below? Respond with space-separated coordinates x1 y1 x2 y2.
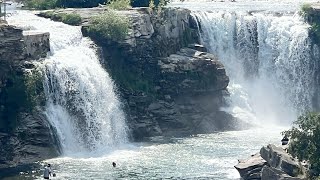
300 3 320 44
131 0 170 7
283 112 320 178
25 0 57 10
39 11 82 26
25 0 169 9
61 13 82 25
87 11 129 41
108 0 131 10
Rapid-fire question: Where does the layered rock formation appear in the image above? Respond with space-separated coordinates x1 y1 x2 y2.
81 8 240 139
235 144 306 180
37 7 241 139
0 25 58 172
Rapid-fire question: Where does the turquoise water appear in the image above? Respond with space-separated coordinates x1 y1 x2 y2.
15 128 283 180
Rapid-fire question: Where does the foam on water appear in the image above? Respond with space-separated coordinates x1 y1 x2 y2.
194 11 317 125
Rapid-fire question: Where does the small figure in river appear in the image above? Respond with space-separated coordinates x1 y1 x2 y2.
112 162 116 167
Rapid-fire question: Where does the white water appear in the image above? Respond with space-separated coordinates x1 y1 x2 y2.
193 11 317 125
8 12 128 155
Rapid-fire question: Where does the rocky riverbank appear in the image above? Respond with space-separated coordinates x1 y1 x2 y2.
235 144 306 180
0 24 58 172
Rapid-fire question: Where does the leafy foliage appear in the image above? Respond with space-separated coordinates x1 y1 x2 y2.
39 11 82 25
108 0 131 10
131 0 170 7
24 0 170 9
87 10 129 41
301 3 312 16
55 0 106 8
283 112 320 178
25 0 57 10
300 3 320 44
61 13 82 25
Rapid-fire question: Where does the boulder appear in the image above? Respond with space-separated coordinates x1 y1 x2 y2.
261 166 304 180
260 144 301 177
158 48 229 95
236 144 306 180
234 153 267 179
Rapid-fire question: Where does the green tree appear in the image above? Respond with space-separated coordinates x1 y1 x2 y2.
283 112 320 178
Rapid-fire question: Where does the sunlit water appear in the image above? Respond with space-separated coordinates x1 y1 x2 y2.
5 0 315 178
17 128 283 180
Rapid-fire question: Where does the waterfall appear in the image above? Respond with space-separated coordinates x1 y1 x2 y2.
194 11 318 125
8 12 128 155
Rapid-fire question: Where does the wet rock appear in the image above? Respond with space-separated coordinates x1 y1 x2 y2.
260 144 301 177
48 7 240 139
235 144 306 180
235 153 267 179
261 166 304 180
0 24 56 170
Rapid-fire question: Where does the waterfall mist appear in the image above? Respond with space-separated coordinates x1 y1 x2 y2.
194 11 318 125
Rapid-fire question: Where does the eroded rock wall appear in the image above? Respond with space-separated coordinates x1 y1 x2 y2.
82 8 241 140
38 7 241 140
0 25 57 172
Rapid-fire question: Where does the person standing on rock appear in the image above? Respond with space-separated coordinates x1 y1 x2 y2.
43 164 53 179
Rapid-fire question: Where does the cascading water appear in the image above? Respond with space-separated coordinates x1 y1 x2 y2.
8 12 128 155
193 11 318 125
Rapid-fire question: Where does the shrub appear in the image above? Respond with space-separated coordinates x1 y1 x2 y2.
108 0 131 10
301 3 312 16
61 13 82 25
131 0 170 7
87 11 129 41
55 0 106 8
25 0 57 10
149 0 155 9
283 112 320 178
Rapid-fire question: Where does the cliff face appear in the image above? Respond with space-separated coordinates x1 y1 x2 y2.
0 25 57 171
81 8 241 140
37 7 241 140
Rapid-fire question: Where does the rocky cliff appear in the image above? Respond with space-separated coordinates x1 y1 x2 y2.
37 7 242 140
81 7 241 139
0 25 57 173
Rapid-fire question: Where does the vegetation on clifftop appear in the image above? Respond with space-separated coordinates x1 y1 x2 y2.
283 112 320 179
39 11 82 25
86 11 129 41
108 0 131 10
300 3 320 43
24 0 170 9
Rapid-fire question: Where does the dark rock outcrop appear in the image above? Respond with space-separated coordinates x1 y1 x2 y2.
261 166 303 180
38 7 241 139
235 144 305 180
0 25 58 172
260 144 301 177
81 8 240 139
235 153 267 180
